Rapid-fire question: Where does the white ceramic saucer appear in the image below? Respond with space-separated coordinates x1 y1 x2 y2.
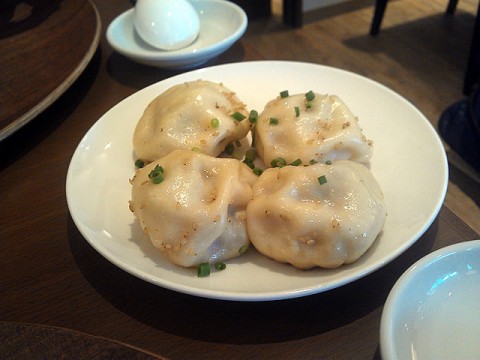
106 0 247 69
380 240 480 360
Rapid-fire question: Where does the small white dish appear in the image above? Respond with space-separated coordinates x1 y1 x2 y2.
106 0 247 69
381 240 480 360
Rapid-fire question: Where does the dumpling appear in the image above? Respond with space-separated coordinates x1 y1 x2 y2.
133 80 251 163
129 149 258 267
246 160 387 269
254 92 373 167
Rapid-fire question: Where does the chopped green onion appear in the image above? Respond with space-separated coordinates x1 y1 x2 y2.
269 117 279 125
309 159 318 165
197 263 211 277
294 106 300 117
280 90 289 98
306 102 313 109
148 164 164 184
305 90 315 101
253 167 263 176
135 159 145 168
325 160 332 165
231 111 246 121
239 245 250 254
318 175 328 185
211 118 220 128
245 149 256 162
225 143 234 155
149 173 164 184
191 147 200 152
214 262 226 271
249 109 258 123
243 159 255 169
270 157 287 167
290 159 302 166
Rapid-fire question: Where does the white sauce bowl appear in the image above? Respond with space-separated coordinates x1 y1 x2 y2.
380 240 480 360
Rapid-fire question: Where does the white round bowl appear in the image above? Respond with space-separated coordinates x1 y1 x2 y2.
380 240 480 360
106 0 247 69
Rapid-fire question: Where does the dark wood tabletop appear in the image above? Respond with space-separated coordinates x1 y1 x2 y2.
1 1 479 359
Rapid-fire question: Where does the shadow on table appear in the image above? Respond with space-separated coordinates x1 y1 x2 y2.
67 213 437 347
447 150 480 208
344 11 475 97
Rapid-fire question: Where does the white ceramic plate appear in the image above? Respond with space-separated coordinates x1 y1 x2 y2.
106 0 247 69
66 61 448 301
380 240 480 360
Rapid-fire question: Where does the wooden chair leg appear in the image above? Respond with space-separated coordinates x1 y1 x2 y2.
446 0 458 15
370 0 389 36
283 0 303 28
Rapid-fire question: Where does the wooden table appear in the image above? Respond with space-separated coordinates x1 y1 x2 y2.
1 1 479 359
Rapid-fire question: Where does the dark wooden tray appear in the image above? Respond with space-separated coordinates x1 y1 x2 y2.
0 0 101 140
0 322 164 359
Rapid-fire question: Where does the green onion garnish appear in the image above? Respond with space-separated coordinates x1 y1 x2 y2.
245 149 256 162
214 262 226 271
280 90 289 98
294 106 300 117
249 110 258 123
211 118 220 128
305 90 315 101
309 159 318 165
148 164 164 184
253 168 263 176
325 160 332 165
225 143 234 155
290 159 302 166
239 245 250 254
270 157 287 167
318 175 327 185
269 117 279 125
135 159 145 168
197 263 211 277
243 159 255 169
231 111 246 121
191 147 200 152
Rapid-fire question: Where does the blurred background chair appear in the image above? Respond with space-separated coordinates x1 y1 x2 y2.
369 0 480 94
370 0 459 35
283 0 303 27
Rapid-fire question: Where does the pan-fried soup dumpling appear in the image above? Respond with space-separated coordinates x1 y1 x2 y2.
246 160 387 269
255 92 373 166
129 149 258 268
133 80 251 163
